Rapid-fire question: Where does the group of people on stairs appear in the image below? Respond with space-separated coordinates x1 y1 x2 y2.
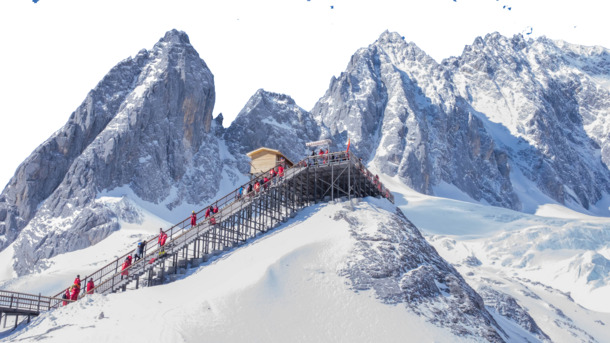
58 159 293 306
58 153 392 306
237 164 285 201
62 274 94 306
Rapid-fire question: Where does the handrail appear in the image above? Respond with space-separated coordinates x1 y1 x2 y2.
52 150 393 300
52 156 301 298
0 290 64 313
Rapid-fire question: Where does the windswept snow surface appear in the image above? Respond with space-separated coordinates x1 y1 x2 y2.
0 196 171 296
1 185 609 342
1 202 466 343
383 175 610 316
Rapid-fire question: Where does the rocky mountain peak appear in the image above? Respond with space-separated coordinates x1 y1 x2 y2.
1 29 219 274
461 32 530 61
225 88 320 173
371 31 437 69
252 88 297 107
159 28 191 45
376 30 406 45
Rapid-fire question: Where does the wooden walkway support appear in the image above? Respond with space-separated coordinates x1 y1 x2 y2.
1 151 393 319
0 290 63 329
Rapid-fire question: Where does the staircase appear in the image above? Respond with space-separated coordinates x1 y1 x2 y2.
1 151 393 320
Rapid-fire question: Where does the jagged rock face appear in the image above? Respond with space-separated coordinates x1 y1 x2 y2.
312 30 610 211
2 30 220 274
449 32 610 209
225 89 320 173
478 286 551 342
312 31 519 209
0 44 149 249
338 202 506 342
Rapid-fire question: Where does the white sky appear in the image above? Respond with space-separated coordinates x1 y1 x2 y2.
0 0 608 189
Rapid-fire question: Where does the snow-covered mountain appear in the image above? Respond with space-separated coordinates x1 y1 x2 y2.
0 30 244 275
0 28 609 342
224 89 320 173
313 31 610 214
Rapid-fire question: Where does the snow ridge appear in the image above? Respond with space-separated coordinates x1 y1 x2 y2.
338 201 505 341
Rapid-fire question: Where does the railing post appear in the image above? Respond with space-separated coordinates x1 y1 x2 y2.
348 155 351 200
331 161 334 201
111 268 116 292
37 293 41 312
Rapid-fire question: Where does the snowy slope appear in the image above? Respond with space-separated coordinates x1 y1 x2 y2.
388 178 610 313
379 176 610 342
1 196 609 342
1 200 485 343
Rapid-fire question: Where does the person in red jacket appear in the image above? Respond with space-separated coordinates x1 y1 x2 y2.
70 284 80 301
74 275 81 289
277 165 284 179
209 204 219 225
158 228 168 257
86 278 94 295
121 256 132 279
205 206 212 219
62 288 70 306
190 210 197 228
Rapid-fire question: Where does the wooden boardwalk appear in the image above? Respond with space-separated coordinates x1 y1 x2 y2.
0 290 63 329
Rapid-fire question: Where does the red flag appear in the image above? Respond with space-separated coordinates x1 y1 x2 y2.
346 138 351 153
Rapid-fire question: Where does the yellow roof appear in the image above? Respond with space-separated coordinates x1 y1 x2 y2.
246 147 294 165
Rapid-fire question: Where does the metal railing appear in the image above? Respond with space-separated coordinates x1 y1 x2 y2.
0 290 63 314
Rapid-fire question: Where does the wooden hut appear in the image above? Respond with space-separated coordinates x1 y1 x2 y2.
246 147 294 176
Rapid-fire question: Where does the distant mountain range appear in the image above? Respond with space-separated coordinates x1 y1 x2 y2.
2 27 609 273
0 28 609 341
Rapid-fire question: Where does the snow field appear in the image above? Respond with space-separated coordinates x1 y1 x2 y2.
1 172 609 342
2 201 467 343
